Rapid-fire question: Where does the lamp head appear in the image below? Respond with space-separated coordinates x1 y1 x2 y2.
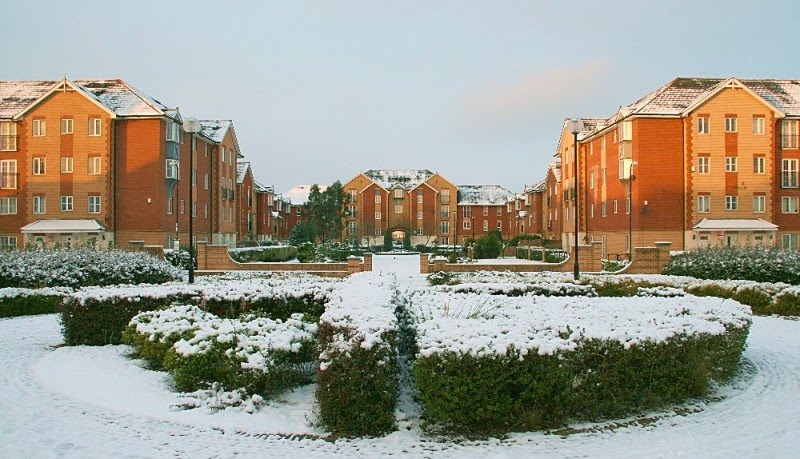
568 118 584 135
184 117 201 134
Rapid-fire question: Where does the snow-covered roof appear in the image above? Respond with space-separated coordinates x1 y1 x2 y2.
283 185 327 205
254 181 273 193
20 219 106 233
549 160 562 183
0 79 180 120
363 169 435 190
457 185 516 206
236 161 250 184
524 179 546 193
692 218 778 232
199 120 233 143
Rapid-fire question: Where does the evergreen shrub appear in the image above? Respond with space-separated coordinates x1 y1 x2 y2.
228 246 298 263
663 246 800 284
0 288 71 318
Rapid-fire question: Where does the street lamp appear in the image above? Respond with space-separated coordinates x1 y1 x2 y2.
627 161 638 261
567 118 584 280
184 117 201 283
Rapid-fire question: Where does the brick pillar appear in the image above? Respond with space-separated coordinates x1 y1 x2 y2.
196 242 207 270
128 240 145 251
432 256 446 273
347 256 361 274
419 253 430 274
363 252 373 272
654 241 672 274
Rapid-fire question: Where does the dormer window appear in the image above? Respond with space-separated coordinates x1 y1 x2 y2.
166 121 180 142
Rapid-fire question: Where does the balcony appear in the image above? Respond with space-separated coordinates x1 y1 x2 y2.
228 189 235 200
782 134 798 149
1 135 17 152
782 172 799 188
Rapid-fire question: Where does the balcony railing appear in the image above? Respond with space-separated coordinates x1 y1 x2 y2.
0 135 17 151
1 172 18 189
782 134 799 149
782 172 799 188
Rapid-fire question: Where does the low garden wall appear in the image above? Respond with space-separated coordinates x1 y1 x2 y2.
196 243 372 277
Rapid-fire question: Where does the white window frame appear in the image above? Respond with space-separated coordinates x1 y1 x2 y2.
0 197 17 215
89 118 101 136
483 220 488 232
32 119 46 137
0 236 17 248
781 120 798 149
440 220 450 235
60 157 73 174
60 118 74 134
698 116 709 134
204 173 209 189
782 196 799 214
463 220 471 230
375 211 381 220
0 159 17 189
180 199 185 215
725 156 737 172
394 189 404 199
440 189 450 203
725 116 738 133
754 156 765 174
166 121 179 142
32 157 46 175
88 156 101 175
374 189 381 204
783 159 799 188
60 195 73 212
166 159 179 179
753 117 765 135
88 195 101 214
33 195 46 214
698 195 710 213
783 233 799 250
725 195 738 211
753 195 766 213
1 122 17 151
417 211 423 220
698 156 710 174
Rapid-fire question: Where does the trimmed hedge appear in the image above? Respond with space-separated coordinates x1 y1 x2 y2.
202 296 326 322
664 246 800 284
414 326 749 434
0 288 71 318
228 246 298 263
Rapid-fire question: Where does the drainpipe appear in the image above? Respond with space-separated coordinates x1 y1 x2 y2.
110 118 116 248
682 117 687 250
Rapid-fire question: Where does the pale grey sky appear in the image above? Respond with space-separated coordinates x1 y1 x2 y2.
2 0 798 195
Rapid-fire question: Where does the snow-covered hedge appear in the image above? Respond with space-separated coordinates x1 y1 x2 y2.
406 290 751 433
228 245 298 263
0 287 72 318
124 305 317 400
0 248 183 289
664 246 800 285
316 272 401 436
62 274 338 346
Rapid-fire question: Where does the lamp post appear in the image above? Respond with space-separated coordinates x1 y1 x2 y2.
568 118 584 280
184 117 201 283
627 161 638 261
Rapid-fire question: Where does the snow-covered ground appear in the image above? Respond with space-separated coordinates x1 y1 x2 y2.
1 256 798 458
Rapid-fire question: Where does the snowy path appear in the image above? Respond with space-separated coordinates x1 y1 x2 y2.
1 290 799 456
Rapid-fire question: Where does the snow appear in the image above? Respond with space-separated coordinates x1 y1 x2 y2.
283 185 327 205
456 184 515 205
363 169 435 190
3 311 799 457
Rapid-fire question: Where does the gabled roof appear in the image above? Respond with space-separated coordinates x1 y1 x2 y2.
254 180 273 193
457 185 515 205
199 120 233 143
236 161 250 184
524 179 546 193
20 219 105 233
0 80 56 118
363 169 435 190
548 159 562 183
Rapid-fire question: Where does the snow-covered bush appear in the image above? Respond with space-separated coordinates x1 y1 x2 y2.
664 246 800 285
316 272 401 436
0 287 72 318
228 245 297 263
406 290 751 433
125 305 317 401
0 248 182 289
773 287 800 316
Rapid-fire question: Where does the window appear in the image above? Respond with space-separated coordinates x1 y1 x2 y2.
613 199 618 214
483 206 488 216
32 119 46 137
166 159 179 179
375 227 382 236
375 211 381 220
87 195 101 213
191 168 196 186
33 195 46 214
32 157 46 175
782 196 799 213
440 205 449 219
626 197 631 214
394 189 403 199
348 189 357 203
1 122 17 151
440 236 449 246
497 206 502 216
698 195 710 213
191 136 196 152
395 204 403 214
204 173 209 189
417 211 423 220
753 117 765 135
725 156 737 172
725 116 737 132
192 201 197 217
463 220 471 229
89 118 101 136
698 156 710 174
180 199 185 214
221 147 226 163
754 156 765 174
347 221 357 235
0 236 16 248
415 228 423 235
0 197 17 215
166 121 179 142
496 221 502 230
416 189 423 204
753 195 766 213
783 233 799 250
462 206 472 218
374 189 381 203
619 121 632 141
440 189 450 203
601 201 607 217
204 204 209 218
440 221 449 235
60 118 73 134
483 220 488 232
60 195 73 212
167 195 173 214
590 171 595 189
589 203 594 218
88 156 101 175
0 160 17 189
725 195 738 211
60 157 73 174
697 116 709 134
781 120 798 149
783 159 799 188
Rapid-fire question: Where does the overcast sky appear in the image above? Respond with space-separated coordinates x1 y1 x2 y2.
2 0 798 196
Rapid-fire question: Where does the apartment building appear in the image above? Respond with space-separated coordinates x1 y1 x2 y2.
0 78 241 249
555 77 800 256
455 185 515 243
